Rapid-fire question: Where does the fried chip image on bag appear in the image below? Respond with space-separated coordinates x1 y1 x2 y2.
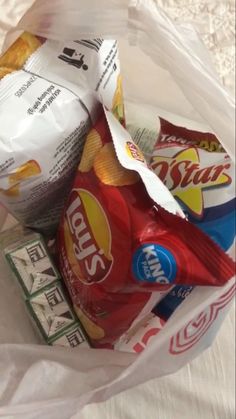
57 107 235 346
94 142 139 186
0 184 20 197
0 67 14 79
9 160 41 185
0 32 41 74
112 74 125 123
79 129 103 173
0 160 41 197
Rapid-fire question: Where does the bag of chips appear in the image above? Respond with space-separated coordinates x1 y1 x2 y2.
0 33 123 234
151 118 235 252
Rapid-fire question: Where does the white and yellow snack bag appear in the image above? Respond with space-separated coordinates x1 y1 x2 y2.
0 34 124 234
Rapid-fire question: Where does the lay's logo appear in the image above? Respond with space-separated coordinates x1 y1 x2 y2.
126 141 145 163
64 189 113 284
151 147 231 217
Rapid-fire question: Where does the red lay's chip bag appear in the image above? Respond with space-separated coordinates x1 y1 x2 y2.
57 107 235 346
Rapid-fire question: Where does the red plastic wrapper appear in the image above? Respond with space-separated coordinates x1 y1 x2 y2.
57 108 235 346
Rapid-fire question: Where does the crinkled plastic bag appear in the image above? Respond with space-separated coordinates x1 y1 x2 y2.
0 1 235 418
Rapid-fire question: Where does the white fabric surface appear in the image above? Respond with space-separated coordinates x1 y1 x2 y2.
0 1 235 418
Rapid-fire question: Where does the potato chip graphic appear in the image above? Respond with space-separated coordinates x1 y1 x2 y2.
0 32 41 71
9 160 41 186
93 143 139 186
0 184 20 197
112 74 125 122
0 160 42 198
0 66 14 80
79 129 103 173
74 306 105 340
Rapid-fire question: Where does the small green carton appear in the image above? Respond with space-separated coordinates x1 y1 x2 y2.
48 323 90 348
1 225 60 297
27 281 77 340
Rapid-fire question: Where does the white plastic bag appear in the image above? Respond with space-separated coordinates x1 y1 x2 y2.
0 1 235 418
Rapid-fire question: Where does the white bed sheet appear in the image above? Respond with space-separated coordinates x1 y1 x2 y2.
0 1 235 418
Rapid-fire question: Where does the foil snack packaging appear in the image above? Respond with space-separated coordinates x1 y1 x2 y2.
23 36 124 122
57 107 235 347
151 118 235 253
0 33 123 234
0 32 124 122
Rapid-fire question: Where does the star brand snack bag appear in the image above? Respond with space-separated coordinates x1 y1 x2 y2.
151 118 235 252
57 108 235 346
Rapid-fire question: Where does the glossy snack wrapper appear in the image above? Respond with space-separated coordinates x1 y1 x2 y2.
151 118 235 253
23 36 124 122
57 108 235 346
114 285 194 352
0 33 123 234
0 32 124 120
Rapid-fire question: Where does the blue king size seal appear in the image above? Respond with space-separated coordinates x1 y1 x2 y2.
132 243 177 284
